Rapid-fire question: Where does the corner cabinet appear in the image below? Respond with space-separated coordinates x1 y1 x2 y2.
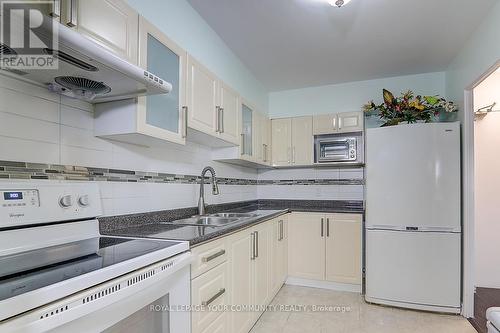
94 17 187 146
271 116 313 167
60 0 139 64
288 212 362 288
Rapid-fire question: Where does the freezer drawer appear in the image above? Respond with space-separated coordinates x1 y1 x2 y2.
365 230 461 311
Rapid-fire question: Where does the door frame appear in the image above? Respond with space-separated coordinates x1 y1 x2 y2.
462 59 500 318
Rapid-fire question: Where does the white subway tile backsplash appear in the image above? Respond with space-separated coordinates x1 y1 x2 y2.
61 126 112 151
0 136 59 164
0 112 60 143
60 106 94 130
0 87 60 123
60 145 113 169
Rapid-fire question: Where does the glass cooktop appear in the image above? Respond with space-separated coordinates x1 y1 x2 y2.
0 237 180 302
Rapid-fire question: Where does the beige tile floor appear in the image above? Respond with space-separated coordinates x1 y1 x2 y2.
250 285 476 333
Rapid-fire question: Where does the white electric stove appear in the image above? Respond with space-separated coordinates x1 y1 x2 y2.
0 182 191 333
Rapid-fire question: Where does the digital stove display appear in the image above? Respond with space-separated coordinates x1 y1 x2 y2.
3 192 23 200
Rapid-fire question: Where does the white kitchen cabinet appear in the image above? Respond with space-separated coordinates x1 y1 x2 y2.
270 216 288 296
288 212 363 286
228 230 254 333
313 112 364 135
337 112 364 133
288 213 325 280
192 263 228 333
325 214 362 284
61 0 139 64
186 55 219 136
271 118 292 166
313 114 338 135
253 111 271 165
94 17 187 146
292 116 313 165
271 116 313 167
240 101 254 159
218 82 240 145
253 222 270 308
201 312 229 333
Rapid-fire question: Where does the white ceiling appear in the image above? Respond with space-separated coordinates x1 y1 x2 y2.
187 0 497 91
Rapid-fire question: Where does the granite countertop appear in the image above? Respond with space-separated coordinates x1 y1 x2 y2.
99 199 364 247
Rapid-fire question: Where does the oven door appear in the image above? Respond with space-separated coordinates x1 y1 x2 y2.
316 137 357 163
1 252 192 333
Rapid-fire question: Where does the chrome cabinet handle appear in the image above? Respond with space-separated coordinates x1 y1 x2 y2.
221 108 224 133
327 218 330 237
241 133 245 156
215 106 219 132
251 232 255 260
255 231 259 258
182 106 188 138
277 220 281 241
321 218 324 237
50 0 61 18
65 0 78 27
338 117 342 130
202 288 226 306
332 116 337 131
202 249 225 263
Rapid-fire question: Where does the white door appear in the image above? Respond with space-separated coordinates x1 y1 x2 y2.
366 230 461 309
186 56 218 136
337 112 364 133
366 123 461 230
271 118 292 166
288 213 325 280
218 82 240 145
292 116 313 165
313 114 338 135
71 0 139 64
325 214 362 285
228 232 254 333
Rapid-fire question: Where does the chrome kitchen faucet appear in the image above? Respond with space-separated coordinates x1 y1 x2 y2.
198 166 219 215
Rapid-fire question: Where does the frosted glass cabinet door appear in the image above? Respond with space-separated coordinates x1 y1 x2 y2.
241 103 253 158
137 17 186 145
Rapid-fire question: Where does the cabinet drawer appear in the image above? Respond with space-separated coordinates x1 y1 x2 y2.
192 263 228 333
191 239 228 278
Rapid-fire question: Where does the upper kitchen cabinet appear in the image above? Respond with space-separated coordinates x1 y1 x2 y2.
254 112 271 165
313 111 364 135
94 17 187 146
186 55 241 147
240 101 254 158
272 116 313 167
61 0 139 64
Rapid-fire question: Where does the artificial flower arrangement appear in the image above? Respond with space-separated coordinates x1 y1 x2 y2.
363 89 458 126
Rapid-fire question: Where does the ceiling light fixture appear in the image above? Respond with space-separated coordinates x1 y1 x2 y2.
328 0 352 8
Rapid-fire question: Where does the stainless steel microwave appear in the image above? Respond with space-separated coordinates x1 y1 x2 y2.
314 133 364 165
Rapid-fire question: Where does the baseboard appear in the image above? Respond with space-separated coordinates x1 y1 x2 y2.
364 295 461 314
285 276 362 293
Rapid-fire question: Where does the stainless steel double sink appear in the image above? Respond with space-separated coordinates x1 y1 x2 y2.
162 212 258 227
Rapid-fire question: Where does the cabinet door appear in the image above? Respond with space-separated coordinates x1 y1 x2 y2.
263 117 272 165
313 114 338 135
201 313 228 333
136 17 186 145
325 214 362 284
186 56 218 135
292 116 313 165
253 224 270 312
72 0 138 64
271 118 292 166
218 82 240 145
21 0 61 21
240 103 254 158
253 111 263 163
288 213 325 280
228 232 254 333
338 111 364 133
192 263 228 333
271 216 288 296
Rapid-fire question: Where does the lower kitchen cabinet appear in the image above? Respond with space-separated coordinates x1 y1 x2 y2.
201 312 229 333
270 216 288 296
288 212 363 286
288 213 325 280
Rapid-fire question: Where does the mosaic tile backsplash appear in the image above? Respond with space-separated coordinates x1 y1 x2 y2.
0 160 364 186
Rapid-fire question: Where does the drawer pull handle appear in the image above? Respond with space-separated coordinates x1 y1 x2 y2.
202 288 226 306
202 249 226 263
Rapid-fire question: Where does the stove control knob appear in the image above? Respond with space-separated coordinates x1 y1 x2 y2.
59 195 73 208
78 195 90 207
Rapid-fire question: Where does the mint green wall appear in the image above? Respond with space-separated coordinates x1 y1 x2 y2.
445 1 500 118
268 72 446 118
125 0 268 111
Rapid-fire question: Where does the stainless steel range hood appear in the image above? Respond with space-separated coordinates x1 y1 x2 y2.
0 11 172 103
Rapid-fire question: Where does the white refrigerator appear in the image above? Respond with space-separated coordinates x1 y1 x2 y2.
365 122 461 313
